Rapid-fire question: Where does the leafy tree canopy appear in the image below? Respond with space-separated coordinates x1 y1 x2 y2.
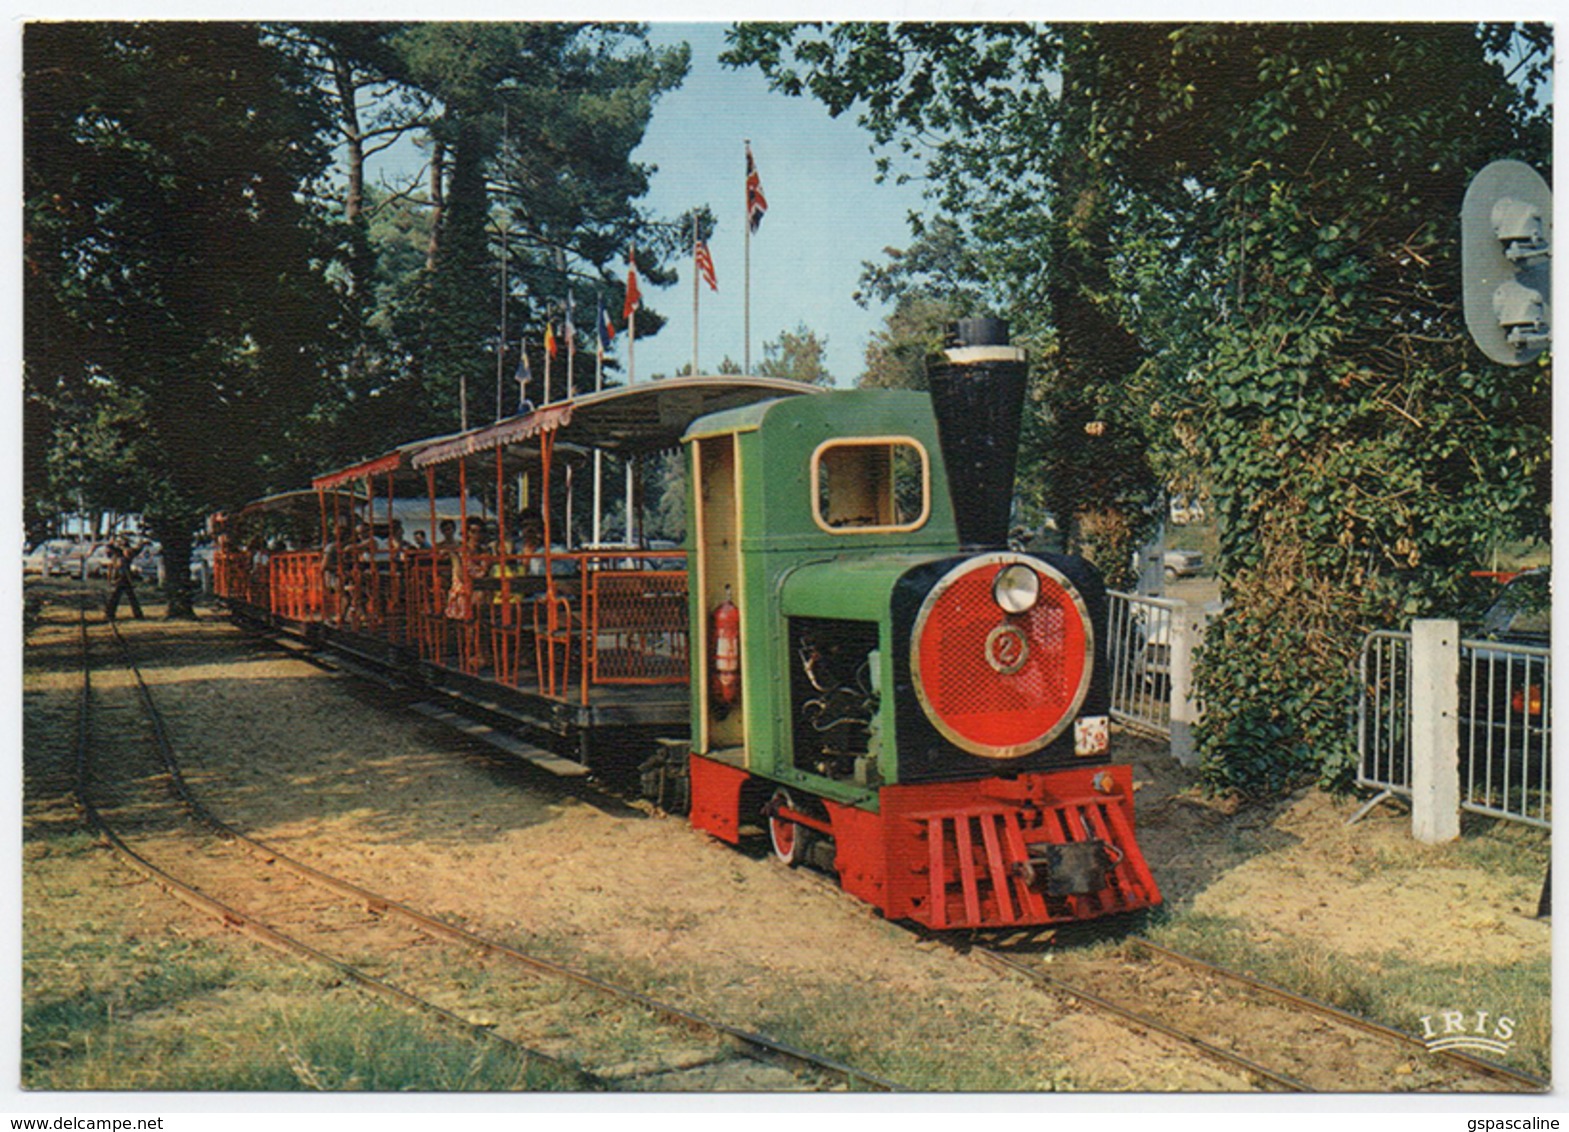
25 21 343 612
756 324 835 385
728 21 1553 793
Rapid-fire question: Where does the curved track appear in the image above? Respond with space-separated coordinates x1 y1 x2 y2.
971 935 1546 1093
73 602 899 1093
126 599 1546 1095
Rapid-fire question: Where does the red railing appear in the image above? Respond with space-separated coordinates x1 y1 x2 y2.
269 551 324 621
226 541 691 705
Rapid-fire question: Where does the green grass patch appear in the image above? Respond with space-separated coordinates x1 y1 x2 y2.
1144 913 1550 1080
503 926 1081 1091
28 989 575 1091
1449 819 1551 880
23 914 587 1091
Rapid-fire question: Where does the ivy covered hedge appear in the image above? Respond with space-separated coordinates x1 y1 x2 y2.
1180 27 1552 793
726 22 1551 795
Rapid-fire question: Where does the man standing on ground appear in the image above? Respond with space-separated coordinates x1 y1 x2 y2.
104 537 145 621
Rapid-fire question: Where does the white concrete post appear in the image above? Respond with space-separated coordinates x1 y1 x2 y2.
1410 618 1461 843
1169 602 1200 767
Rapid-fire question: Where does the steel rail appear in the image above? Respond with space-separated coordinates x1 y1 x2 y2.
102 615 902 1094
74 602 602 1090
1124 935 1548 1092
971 945 1311 1092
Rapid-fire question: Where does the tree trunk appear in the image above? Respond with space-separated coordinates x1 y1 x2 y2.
425 135 445 271
154 522 198 619
333 57 365 224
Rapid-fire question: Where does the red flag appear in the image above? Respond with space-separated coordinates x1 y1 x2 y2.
544 322 558 359
746 144 768 233
623 251 642 322
695 239 717 291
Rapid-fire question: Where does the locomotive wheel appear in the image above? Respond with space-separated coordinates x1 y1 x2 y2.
768 789 810 867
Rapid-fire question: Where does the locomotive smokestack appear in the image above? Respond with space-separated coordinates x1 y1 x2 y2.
927 317 1029 550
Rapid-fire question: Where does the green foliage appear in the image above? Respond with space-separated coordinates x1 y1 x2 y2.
1175 25 1552 793
729 22 1552 794
858 294 955 392
756 323 834 385
855 218 985 392
363 22 688 439
24 22 344 612
25 21 694 609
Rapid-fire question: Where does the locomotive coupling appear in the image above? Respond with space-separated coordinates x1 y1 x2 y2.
1012 840 1125 897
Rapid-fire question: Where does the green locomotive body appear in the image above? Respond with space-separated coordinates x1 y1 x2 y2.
680 349 1159 929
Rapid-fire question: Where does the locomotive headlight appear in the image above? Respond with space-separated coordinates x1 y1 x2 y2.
993 564 1041 614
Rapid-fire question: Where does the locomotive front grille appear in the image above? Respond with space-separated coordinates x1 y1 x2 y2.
911 799 1155 929
911 554 1093 759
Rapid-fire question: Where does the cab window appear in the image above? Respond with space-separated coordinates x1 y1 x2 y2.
812 438 929 533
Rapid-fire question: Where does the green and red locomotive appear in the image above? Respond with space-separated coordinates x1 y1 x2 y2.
674 319 1158 929
213 318 1159 932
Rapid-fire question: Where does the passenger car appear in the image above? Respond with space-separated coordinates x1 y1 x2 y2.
23 539 72 575
1465 569 1549 778
1162 548 1205 580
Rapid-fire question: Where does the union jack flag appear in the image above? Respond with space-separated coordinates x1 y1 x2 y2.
695 239 717 291
746 144 767 233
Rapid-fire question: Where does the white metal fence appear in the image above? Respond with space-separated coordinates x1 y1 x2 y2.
1106 589 1210 766
1354 624 1550 832
1356 630 1412 800
1461 638 1551 828
1106 591 1180 737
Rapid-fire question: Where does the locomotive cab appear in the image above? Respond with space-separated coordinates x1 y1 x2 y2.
682 321 1159 930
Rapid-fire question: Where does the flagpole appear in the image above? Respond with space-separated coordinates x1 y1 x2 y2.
496 222 508 422
627 245 637 387
692 213 701 377
744 142 752 375
593 298 604 547
626 299 635 539
566 292 576 399
625 245 637 545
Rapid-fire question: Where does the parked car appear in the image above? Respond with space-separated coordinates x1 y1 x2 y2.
1465 569 1550 778
1476 569 1549 647
23 538 73 575
53 541 108 578
131 541 162 581
1162 548 1205 581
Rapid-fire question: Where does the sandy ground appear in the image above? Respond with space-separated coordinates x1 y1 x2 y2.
21 583 1552 1091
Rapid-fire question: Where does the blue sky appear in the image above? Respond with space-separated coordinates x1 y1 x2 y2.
631 23 928 384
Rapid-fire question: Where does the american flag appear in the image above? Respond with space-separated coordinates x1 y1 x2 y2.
746 144 767 233
695 239 717 291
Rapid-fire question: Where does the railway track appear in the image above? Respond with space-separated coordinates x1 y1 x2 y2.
970 935 1547 1093
73 603 899 1093
113 603 1545 1095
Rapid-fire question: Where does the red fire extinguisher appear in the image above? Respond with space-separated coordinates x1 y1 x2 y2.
711 585 740 717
